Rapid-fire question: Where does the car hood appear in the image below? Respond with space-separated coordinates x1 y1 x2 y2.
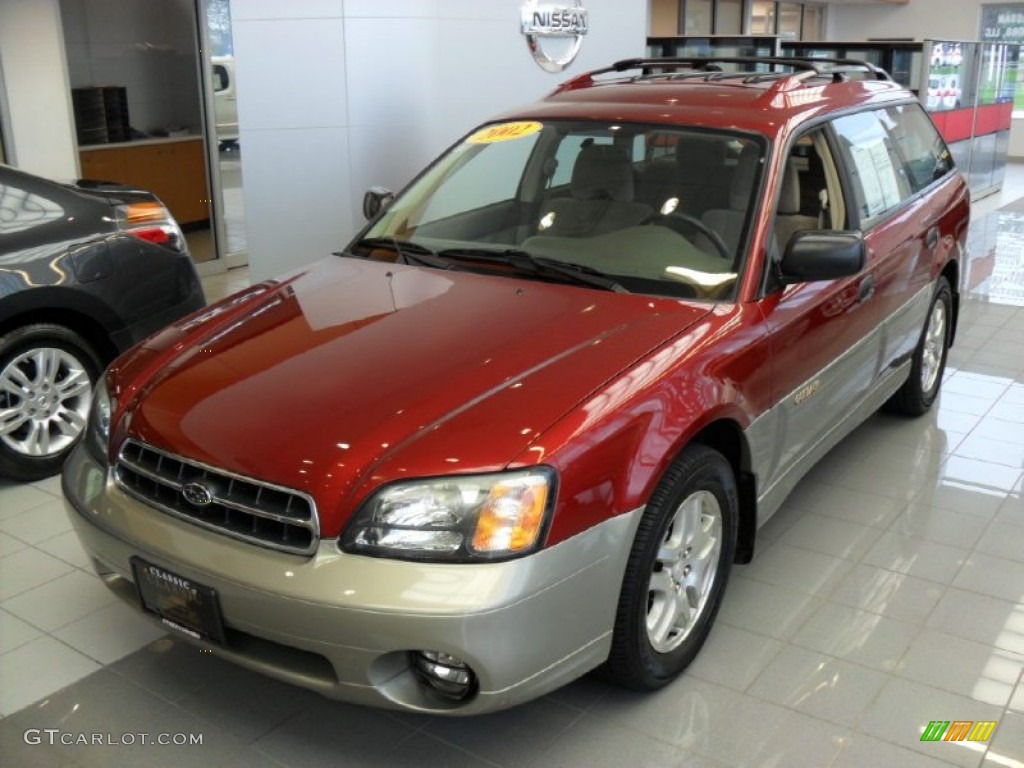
117 257 712 535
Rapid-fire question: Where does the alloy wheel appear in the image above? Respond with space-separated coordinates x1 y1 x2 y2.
646 489 722 654
0 347 93 457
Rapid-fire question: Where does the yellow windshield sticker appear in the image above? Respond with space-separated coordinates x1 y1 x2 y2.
467 121 543 144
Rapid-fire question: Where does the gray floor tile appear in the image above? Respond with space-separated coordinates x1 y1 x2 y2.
0 483 56 520
895 628 1024 707
176 662 320 744
586 676 738 748
421 697 581 767
0 606 43 654
859 677 1003 768
700 697 848 768
717 574 822 640
528 710 700 768
2 569 117 631
746 645 888 727
254 699 417 768
983 711 1024 768
53 601 166 664
0 497 72 544
833 733 963 768
0 636 100 715
109 636 232 703
378 733 502 768
0 547 73 601
926 587 1024 655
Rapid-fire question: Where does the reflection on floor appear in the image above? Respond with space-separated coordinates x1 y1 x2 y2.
1 168 1024 768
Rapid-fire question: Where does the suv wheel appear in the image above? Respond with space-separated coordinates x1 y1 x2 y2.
886 276 952 416
604 444 737 690
0 324 102 481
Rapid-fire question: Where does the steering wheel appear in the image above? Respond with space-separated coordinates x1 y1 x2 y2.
653 211 732 261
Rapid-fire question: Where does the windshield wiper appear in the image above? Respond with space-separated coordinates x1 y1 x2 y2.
437 248 628 293
349 237 453 270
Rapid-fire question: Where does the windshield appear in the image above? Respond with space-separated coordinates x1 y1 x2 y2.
356 120 766 300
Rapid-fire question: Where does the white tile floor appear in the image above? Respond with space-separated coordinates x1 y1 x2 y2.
1 169 1024 766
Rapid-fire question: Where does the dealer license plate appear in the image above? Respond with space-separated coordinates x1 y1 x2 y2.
131 557 226 645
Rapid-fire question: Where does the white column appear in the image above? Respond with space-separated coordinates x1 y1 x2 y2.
0 0 78 179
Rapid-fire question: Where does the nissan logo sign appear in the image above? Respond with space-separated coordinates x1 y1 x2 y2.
520 0 589 73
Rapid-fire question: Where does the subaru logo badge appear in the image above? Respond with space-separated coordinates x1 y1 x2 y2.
520 0 589 73
182 482 214 507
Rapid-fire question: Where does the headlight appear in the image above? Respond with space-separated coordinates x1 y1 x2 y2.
85 374 115 463
341 468 556 562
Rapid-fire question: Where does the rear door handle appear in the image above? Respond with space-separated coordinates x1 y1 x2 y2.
925 226 939 250
858 274 875 303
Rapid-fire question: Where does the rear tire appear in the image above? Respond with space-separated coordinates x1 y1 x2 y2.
604 444 737 690
887 276 952 417
0 324 102 481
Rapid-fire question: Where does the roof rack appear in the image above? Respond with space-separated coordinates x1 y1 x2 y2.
556 56 893 94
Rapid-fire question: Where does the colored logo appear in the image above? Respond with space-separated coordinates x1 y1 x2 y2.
467 121 544 144
921 720 997 742
181 482 214 507
520 0 589 73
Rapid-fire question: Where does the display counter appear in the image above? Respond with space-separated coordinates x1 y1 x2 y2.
78 136 211 226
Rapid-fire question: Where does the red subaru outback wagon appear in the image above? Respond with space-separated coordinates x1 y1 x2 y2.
63 58 966 714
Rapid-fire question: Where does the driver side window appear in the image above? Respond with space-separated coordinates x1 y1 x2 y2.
774 128 847 256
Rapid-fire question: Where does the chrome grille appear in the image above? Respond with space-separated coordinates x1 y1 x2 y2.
114 440 319 556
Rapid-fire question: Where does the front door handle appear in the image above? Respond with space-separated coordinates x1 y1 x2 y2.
858 274 876 303
925 226 939 250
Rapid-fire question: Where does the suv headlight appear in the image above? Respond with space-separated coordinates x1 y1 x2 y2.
85 374 115 463
341 468 556 562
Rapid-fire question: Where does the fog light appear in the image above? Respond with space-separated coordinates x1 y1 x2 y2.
411 650 477 701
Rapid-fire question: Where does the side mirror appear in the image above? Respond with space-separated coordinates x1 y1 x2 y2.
779 230 865 284
362 186 394 220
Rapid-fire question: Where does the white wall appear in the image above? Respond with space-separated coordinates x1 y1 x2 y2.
231 0 649 282
0 0 78 179
826 0 982 41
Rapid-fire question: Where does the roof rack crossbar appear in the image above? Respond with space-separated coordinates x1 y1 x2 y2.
610 56 891 80
553 55 892 96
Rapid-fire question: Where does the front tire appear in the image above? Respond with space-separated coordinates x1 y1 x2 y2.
0 324 102 481
887 276 952 416
604 444 738 690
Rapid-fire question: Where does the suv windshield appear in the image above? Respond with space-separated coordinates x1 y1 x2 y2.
355 120 766 301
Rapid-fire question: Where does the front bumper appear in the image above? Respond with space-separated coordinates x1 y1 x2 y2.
61 444 641 714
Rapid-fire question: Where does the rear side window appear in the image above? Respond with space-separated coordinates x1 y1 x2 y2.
831 103 954 225
832 110 910 222
878 103 954 194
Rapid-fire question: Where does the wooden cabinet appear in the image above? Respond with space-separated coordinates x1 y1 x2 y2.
79 137 211 226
